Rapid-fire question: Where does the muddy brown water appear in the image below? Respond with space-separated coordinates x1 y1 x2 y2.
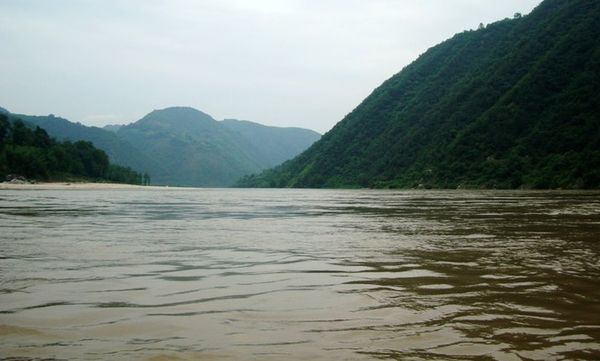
1 189 599 360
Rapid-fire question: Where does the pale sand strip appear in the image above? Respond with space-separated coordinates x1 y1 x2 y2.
0 182 174 190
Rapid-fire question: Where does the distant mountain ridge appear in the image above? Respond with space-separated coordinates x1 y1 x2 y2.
0 113 145 184
116 107 266 186
103 124 122 132
116 107 320 186
12 113 161 176
221 118 324 168
238 0 600 189
9 106 320 186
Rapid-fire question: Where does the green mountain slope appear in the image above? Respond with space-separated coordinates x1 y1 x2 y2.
117 107 263 186
221 118 322 167
18 114 161 176
238 0 600 189
0 113 145 184
117 107 320 186
8 107 320 186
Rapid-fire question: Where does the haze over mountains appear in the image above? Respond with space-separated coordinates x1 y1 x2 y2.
4 0 597 189
10 107 320 186
239 0 600 189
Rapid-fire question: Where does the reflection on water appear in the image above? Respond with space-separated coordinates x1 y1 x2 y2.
0 189 599 360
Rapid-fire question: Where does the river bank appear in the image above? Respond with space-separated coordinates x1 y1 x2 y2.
0 182 167 190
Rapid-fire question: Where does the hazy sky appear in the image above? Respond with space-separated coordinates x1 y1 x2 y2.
1 0 541 133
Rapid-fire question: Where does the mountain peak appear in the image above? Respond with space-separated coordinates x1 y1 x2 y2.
132 106 218 132
144 106 214 122
151 106 211 117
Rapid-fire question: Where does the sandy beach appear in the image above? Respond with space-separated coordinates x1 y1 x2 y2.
0 182 171 190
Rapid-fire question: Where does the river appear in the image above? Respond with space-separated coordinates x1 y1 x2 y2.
1 188 599 360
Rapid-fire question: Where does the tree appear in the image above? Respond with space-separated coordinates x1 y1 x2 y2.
12 120 33 145
0 115 145 184
0 114 9 145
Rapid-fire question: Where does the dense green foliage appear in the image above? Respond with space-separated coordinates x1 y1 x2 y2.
238 0 600 189
0 114 146 184
15 107 320 187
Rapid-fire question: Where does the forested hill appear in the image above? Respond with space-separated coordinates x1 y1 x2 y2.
221 119 324 168
238 0 600 189
0 113 146 184
14 106 320 187
115 107 321 186
14 113 161 176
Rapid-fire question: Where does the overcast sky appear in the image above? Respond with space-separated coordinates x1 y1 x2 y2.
0 0 541 133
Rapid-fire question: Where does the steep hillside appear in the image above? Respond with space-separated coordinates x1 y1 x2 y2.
238 0 600 189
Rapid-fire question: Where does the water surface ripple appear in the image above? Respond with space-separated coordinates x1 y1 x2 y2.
1 189 599 360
